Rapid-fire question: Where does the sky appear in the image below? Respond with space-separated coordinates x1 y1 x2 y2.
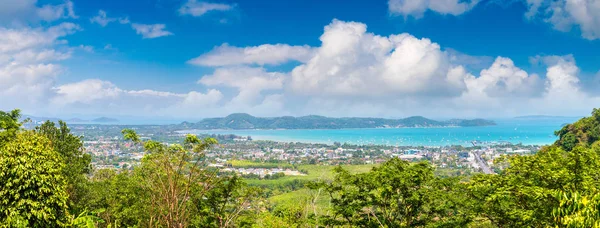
1 0 600 120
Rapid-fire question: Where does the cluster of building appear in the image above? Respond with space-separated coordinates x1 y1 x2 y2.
75 126 538 174
208 164 305 177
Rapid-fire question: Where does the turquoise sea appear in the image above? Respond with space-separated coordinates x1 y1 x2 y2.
182 117 580 146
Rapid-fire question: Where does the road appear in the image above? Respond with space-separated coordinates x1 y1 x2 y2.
473 151 494 174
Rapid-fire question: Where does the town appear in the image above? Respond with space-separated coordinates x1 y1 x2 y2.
74 124 539 177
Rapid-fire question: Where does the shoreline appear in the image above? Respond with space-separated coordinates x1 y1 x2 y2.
241 137 552 147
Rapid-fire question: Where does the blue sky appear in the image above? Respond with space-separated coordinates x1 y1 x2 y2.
1 0 600 119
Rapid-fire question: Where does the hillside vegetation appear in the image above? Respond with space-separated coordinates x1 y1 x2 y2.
2 108 600 227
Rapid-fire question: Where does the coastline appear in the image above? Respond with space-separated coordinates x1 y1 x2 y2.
180 127 558 147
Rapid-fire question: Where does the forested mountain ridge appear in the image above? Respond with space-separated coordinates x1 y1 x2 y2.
185 113 496 129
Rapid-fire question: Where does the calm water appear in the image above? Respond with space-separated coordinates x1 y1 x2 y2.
182 118 580 146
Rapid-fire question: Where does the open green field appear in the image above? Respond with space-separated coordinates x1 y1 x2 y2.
227 160 295 169
228 160 375 186
228 160 377 212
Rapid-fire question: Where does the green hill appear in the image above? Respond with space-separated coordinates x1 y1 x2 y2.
186 113 496 129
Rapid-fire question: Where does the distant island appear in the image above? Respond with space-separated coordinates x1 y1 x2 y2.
91 117 119 123
181 113 496 130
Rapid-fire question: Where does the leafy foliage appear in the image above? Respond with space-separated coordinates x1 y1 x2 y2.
0 131 69 227
313 159 473 227
555 108 600 150
35 121 92 213
0 109 22 144
553 191 600 227
469 109 600 227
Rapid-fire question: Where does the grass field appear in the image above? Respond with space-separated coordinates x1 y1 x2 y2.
227 160 295 169
228 160 376 212
228 160 375 186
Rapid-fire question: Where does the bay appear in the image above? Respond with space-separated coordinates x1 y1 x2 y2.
181 117 580 146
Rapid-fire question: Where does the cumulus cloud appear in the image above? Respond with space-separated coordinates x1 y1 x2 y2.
177 19 600 118
0 23 79 111
188 44 315 66
289 19 466 98
3 18 600 118
52 79 121 105
131 23 173 39
526 0 600 40
50 79 225 116
172 90 224 113
388 0 480 18
465 57 543 98
199 67 284 106
179 0 234 17
0 22 79 53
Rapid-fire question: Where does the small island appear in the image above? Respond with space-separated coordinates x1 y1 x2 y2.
92 117 119 123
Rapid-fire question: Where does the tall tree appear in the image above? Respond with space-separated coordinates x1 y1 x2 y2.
36 121 92 212
122 130 219 227
0 109 22 145
0 131 70 227
469 108 600 227
314 159 473 227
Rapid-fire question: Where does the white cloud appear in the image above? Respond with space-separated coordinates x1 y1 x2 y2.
289 19 466 98
174 89 224 110
90 10 116 27
526 0 600 40
0 22 79 53
199 67 284 106
188 44 315 66
90 13 171 40
179 0 234 17
131 23 173 39
0 23 78 111
388 0 480 18
52 79 121 105
175 19 599 118
3 18 600 119
11 49 72 63
50 79 224 117
37 0 77 22
464 57 543 98
90 10 130 27
544 57 580 97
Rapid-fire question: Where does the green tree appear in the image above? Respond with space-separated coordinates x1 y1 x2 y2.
191 175 262 227
35 121 92 213
0 109 22 144
0 131 70 227
83 169 150 227
469 109 600 227
469 146 600 227
314 159 472 227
